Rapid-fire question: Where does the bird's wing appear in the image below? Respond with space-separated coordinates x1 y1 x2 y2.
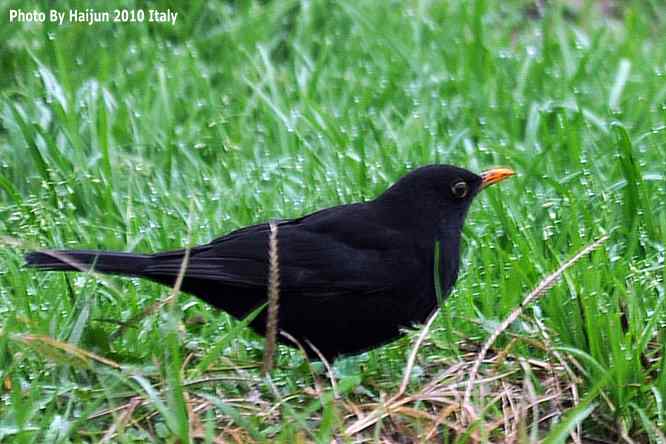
145 206 420 295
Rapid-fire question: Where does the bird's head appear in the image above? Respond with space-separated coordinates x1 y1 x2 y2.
377 164 514 232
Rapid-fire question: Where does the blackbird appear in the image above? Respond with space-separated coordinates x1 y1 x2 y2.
26 165 513 359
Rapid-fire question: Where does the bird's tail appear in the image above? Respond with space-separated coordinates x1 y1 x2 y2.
25 250 153 276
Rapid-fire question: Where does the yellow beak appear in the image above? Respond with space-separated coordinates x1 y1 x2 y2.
481 168 515 188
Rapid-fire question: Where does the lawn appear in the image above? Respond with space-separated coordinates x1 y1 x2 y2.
1 0 665 442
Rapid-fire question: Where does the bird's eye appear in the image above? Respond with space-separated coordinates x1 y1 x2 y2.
451 181 468 198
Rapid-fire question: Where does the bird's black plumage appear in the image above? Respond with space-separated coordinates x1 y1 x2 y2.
25 164 512 359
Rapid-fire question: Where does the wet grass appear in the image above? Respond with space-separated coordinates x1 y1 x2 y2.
1 0 665 441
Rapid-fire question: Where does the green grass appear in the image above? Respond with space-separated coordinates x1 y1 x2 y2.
1 0 665 441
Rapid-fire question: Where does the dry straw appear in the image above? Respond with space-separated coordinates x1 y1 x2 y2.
462 234 609 413
263 221 281 374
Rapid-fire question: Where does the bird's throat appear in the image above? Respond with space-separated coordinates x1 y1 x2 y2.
435 226 462 301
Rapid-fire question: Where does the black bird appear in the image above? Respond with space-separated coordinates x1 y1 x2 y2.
26 165 513 359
